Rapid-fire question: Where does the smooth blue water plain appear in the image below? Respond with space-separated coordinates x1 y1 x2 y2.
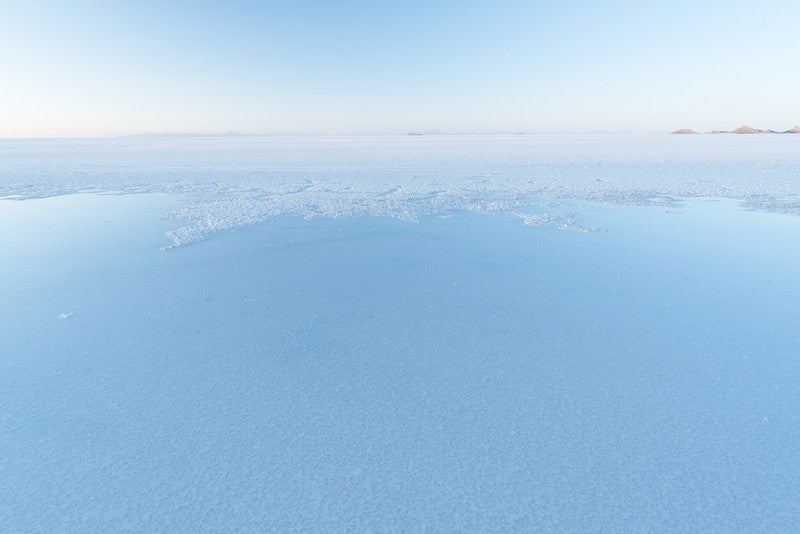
2 136 800 531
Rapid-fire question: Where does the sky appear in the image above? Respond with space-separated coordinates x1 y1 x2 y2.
1 0 799 137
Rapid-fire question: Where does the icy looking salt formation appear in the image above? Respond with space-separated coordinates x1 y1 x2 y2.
1 135 798 247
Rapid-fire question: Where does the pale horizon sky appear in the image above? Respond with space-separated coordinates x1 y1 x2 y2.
1 0 799 138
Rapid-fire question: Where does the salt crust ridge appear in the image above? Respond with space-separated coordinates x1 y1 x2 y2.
158 184 612 249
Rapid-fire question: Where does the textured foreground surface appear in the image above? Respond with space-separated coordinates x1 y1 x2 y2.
2 190 800 531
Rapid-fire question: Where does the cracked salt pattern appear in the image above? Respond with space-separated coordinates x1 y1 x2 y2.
1 135 798 247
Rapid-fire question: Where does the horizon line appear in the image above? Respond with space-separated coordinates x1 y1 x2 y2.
3 125 799 140
0 130 683 140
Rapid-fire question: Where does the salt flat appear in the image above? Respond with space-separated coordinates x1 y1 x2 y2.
1 136 800 531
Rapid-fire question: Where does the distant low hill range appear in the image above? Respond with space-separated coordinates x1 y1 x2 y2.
672 125 800 134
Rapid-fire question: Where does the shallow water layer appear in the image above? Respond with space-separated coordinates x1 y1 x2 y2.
2 193 799 532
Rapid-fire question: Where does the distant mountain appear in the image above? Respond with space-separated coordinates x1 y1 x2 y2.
732 125 760 134
671 129 698 134
784 126 800 134
732 125 778 134
703 125 789 134
407 129 448 136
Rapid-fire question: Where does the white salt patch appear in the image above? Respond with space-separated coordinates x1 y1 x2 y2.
2 135 799 248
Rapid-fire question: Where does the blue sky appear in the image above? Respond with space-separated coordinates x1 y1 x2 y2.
1 0 798 137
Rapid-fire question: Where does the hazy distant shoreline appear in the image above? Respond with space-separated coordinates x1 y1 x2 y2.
672 125 800 135
3 129 800 140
